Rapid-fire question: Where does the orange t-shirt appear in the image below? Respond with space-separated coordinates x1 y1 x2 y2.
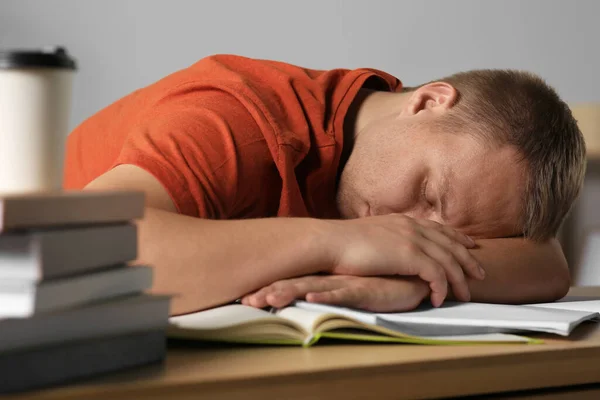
64 54 401 219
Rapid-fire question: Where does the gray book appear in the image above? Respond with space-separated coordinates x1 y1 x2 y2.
0 294 170 353
0 266 153 318
0 330 166 393
0 190 144 232
0 224 137 280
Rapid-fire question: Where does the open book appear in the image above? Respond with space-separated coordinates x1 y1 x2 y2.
168 301 598 347
527 299 600 316
295 301 598 336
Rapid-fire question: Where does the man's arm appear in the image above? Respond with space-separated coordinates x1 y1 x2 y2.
85 164 483 314
241 239 570 311
464 237 570 304
88 163 570 312
239 238 570 311
86 166 332 315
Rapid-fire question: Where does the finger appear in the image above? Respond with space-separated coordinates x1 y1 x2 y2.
416 219 476 249
241 295 250 306
306 287 362 308
397 245 448 307
279 276 345 296
416 266 448 308
246 286 277 308
367 280 427 312
417 238 471 302
265 277 345 308
418 223 485 281
265 291 298 308
429 282 447 308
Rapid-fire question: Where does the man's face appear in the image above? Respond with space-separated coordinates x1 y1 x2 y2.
336 114 527 239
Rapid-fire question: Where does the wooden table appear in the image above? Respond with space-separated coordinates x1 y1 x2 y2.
11 287 600 400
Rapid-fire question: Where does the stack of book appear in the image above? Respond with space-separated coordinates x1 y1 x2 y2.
0 191 170 393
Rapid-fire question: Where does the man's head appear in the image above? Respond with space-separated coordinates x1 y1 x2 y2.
337 70 586 241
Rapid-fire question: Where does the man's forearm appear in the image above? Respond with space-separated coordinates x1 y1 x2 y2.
134 207 571 311
464 237 570 304
137 208 331 314
84 165 483 314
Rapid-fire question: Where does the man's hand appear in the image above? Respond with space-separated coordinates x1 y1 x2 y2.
241 275 431 312
326 215 485 307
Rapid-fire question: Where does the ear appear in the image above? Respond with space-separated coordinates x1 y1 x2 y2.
403 82 458 116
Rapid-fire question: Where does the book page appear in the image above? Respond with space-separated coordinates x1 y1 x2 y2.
168 303 540 344
169 304 282 330
292 301 377 326
294 300 598 336
275 307 364 333
526 300 600 316
376 302 597 330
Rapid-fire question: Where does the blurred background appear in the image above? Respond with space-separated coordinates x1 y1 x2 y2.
1 0 599 282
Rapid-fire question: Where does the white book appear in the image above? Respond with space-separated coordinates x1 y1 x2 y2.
526 300 600 316
168 303 536 346
0 266 153 318
0 294 169 353
0 223 137 281
293 301 598 337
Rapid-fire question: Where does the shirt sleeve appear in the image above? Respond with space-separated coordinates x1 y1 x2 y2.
112 89 275 219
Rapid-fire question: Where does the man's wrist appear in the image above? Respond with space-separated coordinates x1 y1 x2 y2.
301 218 342 275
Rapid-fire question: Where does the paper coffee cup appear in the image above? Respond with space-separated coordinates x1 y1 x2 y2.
0 47 77 194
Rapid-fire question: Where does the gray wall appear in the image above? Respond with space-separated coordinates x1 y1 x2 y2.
1 0 599 131
2 0 600 272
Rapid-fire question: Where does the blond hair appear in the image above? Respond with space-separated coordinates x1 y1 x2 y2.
435 70 586 241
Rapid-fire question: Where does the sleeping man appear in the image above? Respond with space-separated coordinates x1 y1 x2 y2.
64 54 586 314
